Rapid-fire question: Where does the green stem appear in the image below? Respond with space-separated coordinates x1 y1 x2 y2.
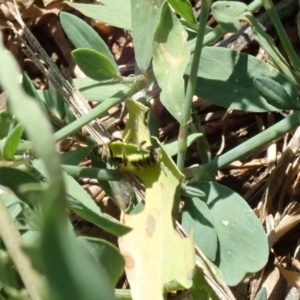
187 111 300 181
0 193 42 300
177 0 212 171
62 165 123 181
53 78 146 143
262 0 300 72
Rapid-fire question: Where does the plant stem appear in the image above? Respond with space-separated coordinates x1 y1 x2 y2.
53 78 146 143
62 165 123 181
0 192 42 300
177 0 212 171
188 111 300 181
262 0 300 72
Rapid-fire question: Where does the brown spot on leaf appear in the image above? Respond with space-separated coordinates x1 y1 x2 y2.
158 44 183 67
123 254 134 269
146 214 156 236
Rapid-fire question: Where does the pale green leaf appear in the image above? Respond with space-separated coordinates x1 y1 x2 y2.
66 0 131 30
153 2 190 122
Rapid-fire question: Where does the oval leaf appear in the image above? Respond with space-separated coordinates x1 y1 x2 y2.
183 197 218 261
72 48 118 81
212 1 249 32
60 12 118 71
197 181 268 286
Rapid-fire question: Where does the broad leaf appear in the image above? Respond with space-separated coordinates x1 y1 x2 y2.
197 182 268 286
182 197 218 261
187 46 298 112
153 2 190 122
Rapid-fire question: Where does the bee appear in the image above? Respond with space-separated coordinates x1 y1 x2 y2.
130 146 160 169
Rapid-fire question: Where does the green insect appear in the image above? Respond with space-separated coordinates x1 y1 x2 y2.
95 139 160 169
94 99 161 170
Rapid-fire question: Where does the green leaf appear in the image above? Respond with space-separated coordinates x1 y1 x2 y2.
60 12 117 71
0 167 41 201
46 80 66 121
64 172 131 237
254 76 300 110
0 111 13 139
163 133 202 157
61 146 93 165
182 197 218 261
197 182 268 286
181 185 206 198
211 1 249 33
78 237 125 286
131 0 163 73
190 268 219 300
188 46 298 112
153 2 190 122
2 193 22 219
0 249 20 289
0 32 115 300
243 13 300 85
66 0 131 30
40 207 115 300
22 72 46 112
72 48 118 81
73 78 126 102
90 151 115 199
254 287 267 300
0 123 24 160
167 0 196 24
